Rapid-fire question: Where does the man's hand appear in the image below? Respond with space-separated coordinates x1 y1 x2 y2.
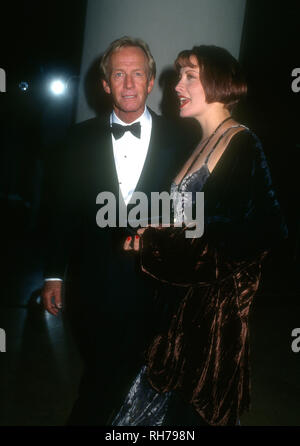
41 280 63 316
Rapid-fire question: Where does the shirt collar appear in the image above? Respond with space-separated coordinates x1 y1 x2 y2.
110 106 151 128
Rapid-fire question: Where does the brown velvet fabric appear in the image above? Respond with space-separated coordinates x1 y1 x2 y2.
140 226 267 426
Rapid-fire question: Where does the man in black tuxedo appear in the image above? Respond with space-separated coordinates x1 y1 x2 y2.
41 36 195 425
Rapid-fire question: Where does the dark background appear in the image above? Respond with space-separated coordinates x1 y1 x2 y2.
239 1 300 253
0 1 87 231
0 0 299 426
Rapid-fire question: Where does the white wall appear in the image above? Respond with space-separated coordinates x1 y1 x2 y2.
76 0 246 122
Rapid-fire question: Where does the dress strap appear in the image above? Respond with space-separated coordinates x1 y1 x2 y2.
204 125 248 165
177 122 247 190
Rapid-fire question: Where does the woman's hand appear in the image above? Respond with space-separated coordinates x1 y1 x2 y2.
123 228 146 252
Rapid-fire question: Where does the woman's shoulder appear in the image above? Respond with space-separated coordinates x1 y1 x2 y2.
224 126 266 165
210 126 269 184
227 126 262 150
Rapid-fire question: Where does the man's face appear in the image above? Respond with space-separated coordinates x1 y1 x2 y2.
102 46 154 123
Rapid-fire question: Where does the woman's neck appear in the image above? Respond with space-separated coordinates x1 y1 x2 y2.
197 106 232 141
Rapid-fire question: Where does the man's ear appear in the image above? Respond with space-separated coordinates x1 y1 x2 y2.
102 79 111 94
147 76 155 94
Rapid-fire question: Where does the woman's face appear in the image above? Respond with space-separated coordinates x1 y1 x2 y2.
175 55 207 120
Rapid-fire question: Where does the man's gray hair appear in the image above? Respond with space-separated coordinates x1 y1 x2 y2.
100 36 156 82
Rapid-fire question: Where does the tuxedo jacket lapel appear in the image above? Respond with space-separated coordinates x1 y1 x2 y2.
134 110 175 198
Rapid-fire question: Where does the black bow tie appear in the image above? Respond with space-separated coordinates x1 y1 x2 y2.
111 122 141 140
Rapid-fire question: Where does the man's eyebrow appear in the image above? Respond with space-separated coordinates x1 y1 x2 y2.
111 68 146 71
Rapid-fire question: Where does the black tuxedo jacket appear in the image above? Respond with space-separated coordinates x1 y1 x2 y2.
43 109 195 358
42 109 199 423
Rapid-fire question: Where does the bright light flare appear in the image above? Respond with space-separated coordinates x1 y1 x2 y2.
50 79 66 95
19 81 29 91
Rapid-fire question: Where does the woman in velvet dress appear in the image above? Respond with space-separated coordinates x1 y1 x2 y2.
113 45 287 426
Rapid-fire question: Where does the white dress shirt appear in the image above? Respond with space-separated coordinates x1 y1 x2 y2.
45 107 152 282
111 106 152 205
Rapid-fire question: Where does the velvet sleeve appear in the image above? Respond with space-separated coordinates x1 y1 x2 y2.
140 130 287 285
203 130 288 258
140 226 218 286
